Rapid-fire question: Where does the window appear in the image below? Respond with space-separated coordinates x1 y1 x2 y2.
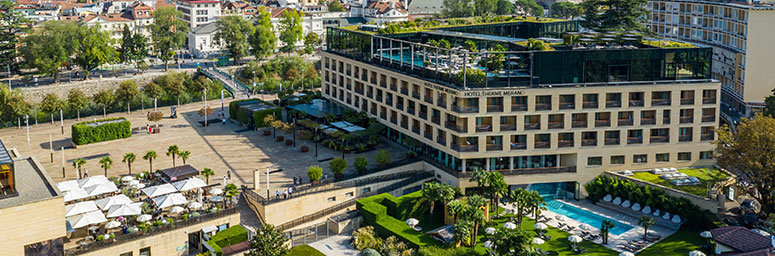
656 153 670 162
700 151 713 160
633 154 648 163
140 247 151 256
120 253 133 256
611 155 625 164
345 192 354 197
587 157 602 166
678 152 692 161
328 197 336 202
362 187 371 192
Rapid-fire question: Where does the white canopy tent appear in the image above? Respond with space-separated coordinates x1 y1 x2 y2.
77 175 110 188
65 201 99 217
95 194 134 210
172 177 207 191
152 193 188 208
84 182 118 197
64 188 90 202
106 203 144 218
66 210 108 229
57 180 80 192
142 183 178 198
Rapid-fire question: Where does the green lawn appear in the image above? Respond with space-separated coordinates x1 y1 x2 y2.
638 229 709 255
631 168 728 197
288 244 325 256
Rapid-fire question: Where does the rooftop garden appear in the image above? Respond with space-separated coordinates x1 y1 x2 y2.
631 168 729 197
642 40 697 48
344 15 565 35
288 244 325 256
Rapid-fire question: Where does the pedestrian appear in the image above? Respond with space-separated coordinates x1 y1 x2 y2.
276 190 280 199
227 170 231 180
84 169 89 177
293 176 297 185
222 118 226 125
323 173 328 180
283 190 288 199
299 176 303 185
288 187 292 197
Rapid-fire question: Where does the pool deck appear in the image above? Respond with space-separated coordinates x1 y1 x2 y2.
501 199 676 253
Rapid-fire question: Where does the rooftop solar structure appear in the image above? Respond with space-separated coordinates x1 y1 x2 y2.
0 140 12 164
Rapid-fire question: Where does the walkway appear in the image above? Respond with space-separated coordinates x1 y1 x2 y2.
201 68 249 99
308 233 359 256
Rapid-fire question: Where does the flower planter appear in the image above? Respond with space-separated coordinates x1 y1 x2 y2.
277 136 284 142
301 146 309 152
263 130 271 136
285 139 293 145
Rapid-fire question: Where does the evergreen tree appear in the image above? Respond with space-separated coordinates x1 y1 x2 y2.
0 0 30 73
278 9 303 53
249 6 276 59
150 7 188 70
581 0 650 32
214 15 253 64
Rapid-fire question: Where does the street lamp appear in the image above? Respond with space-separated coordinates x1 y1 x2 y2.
24 115 30 152
220 89 225 112
203 88 208 128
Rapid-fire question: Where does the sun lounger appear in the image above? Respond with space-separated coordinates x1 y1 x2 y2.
620 244 640 252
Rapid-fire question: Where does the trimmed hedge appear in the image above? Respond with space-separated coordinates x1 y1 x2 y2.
228 99 281 129
206 225 249 256
356 191 440 248
288 245 325 256
71 117 131 145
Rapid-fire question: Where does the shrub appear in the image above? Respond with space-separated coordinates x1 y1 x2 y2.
206 225 249 256
375 150 391 166
71 117 131 145
452 68 485 86
227 99 280 128
288 245 325 256
356 192 440 248
329 158 347 175
362 248 381 256
355 157 369 172
307 165 323 182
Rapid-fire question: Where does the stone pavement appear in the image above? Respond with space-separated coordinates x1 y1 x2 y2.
308 233 360 256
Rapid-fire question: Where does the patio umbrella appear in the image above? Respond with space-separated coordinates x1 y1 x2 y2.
533 238 545 245
620 252 635 256
105 220 122 229
172 177 207 191
188 201 203 210
568 235 583 243
65 201 99 217
127 180 140 186
77 175 110 188
170 206 186 214
579 224 591 231
483 240 493 249
485 227 496 235
209 188 223 195
751 229 770 237
84 182 118 197
153 193 188 208
534 223 547 230
120 176 135 182
106 203 143 218
555 215 566 221
64 188 89 202
136 214 152 222
57 180 80 192
689 251 706 256
133 183 146 189
700 231 712 238
66 210 108 229
142 183 178 198
503 222 517 230
209 195 224 202
406 218 419 226
95 194 133 210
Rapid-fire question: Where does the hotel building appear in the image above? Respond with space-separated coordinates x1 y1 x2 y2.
645 0 775 121
320 20 720 195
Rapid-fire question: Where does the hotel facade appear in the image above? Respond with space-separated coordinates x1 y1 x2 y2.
645 0 775 120
320 20 720 195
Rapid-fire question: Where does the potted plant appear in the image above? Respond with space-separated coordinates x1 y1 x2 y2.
277 136 284 142
329 158 347 180
301 145 309 152
285 139 293 145
308 165 323 185
376 149 391 167
355 157 368 175
263 130 271 136
344 146 351 154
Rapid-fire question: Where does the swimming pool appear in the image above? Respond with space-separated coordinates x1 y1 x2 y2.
545 200 635 235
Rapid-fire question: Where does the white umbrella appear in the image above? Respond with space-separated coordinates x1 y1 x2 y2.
170 206 186 214
57 180 80 192
152 193 188 208
136 214 152 222
188 201 203 210
133 183 146 189
95 194 133 210
209 188 223 195
700 231 712 238
533 237 545 245
142 183 178 198
64 188 89 202
485 227 496 235
84 182 118 197
568 235 583 243
579 224 591 231
406 218 419 226
503 222 517 230
689 251 706 256
65 201 99 217
209 196 224 202
66 210 108 229
483 240 493 249
620 252 635 256
534 223 547 230
120 176 135 182
127 180 140 186
105 220 122 229
555 215 566 221
751 229 770 237
172 177 207 191
77 175 110 188
106 203 143 218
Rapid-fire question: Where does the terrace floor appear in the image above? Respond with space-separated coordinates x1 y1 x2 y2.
631 168 729 197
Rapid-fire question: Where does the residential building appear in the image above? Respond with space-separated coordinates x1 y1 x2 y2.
175 0 221 28
270 7 324 49
222 1 257 18
0 140 66 256
125 2 155 37
103 0 135 14
351 0 408 24
645 0 775 124
710 226 775 255
406 0 443 15
321 20 720 195
188 22 224 58
81 14 135 41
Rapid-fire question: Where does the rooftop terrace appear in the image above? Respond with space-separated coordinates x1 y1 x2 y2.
0 151 61 208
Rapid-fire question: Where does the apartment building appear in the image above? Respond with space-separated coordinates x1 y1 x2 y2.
645 0 775 121
175 0 221 28
321 20 720 194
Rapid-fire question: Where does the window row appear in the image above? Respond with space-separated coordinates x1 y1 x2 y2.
587 151 713 166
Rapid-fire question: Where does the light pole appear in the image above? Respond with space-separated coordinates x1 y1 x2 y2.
220 90 224 112
314 127 318 158
60 109 64 134
61 147 65 178
265 167 270 199
25 115 30 153
7 64 10 90
203 88 208 128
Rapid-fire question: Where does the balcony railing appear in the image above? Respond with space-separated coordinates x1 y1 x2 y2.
702 97 716 104
535 103 551 111
390 84 397 91
500 124 516 131
559 102 575 110
572 121 587 128
535 141 550 148
510 143 527 150
431 116 440 125
618 119 633 126
679 135 692 142
457 166 576 178
412 92 420 99
380 81 387 88
701 134 714 141
606 101 621 108
511 104 528 111
583 101 598 109
476 125 492 132
595 120 610 127
641 118 656 125
396 103 404 111
548 122 564 129
380 112 387 119
451 144 477 152
419 112 428 119
582 139 597 146
486 144 503 151
355 88 364 94
558 140 574 147
451 105 479 113
412 127 420 134
702 116 715 122
437 137 446 146
390 117 397 124
400 122 408 129
663 117 671 124
651 136 670 143
487 105 504 112
680 117 694 123
525 122 540 130
400 88 408 95
445 122 467 133
652 99 671 106
424 96 433 104
407 108 415 115
437 100 447 109
605 138 620 145
629 100 644 107
367 92 373 98
627 137 643 144
681 98 695 105
424 132 433 140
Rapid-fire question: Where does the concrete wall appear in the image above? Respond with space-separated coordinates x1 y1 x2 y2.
327 216 362 234
603 171 722 213
75 213 240 256
0 197 66 256
743 10 775 104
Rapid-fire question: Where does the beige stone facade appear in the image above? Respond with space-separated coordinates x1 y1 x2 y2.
321 51 720 193
1 196 66 256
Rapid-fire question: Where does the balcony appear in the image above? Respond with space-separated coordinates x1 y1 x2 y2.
606 101 621 108
361 73 367 81
535 103 551 111
367 92 373 98
451 144 477 152
370 109 377 115
412 127 420 134
511 104 528 111
548 122 564 129
525 123 540 130
680 117 694 124
451 105 479 114
558 140 574 147
663 117 671 124
370 78 377 85
487 105 504 112
400 122 408 129
605 138 620 145
437 100 447 109
679 135 692 142
457 166 577 178
396 103 404 111
355 88 364 95
583 101 598 109
582 139 597 146
627 137 643 144
407 107 415 115
390 84 397 92
412 92 420 99
500 123 516 131
651 136 670 143
390 117 397 124
486 144 503 151
431 116 440 125
559 102 575 110
618 119 633 126
629 100 644 107
419 111 428 119
702 116 715 122
445 122 467 133
572 121 587 128
424 132 433 140
652 99 670 106
437 136 446 146
595 120 610 127
701 134 714 141
380 112 386 119
535 141 551 149
681 98 695 105
476 125 492 132
400 88 408 95
702 97 716 104
424 96 433 104
510 142 527 150
641 118 656 125
380 81 387 88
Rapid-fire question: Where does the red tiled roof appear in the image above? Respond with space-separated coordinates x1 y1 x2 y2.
82 13 132 22
712 227 773 253
365 0 406 15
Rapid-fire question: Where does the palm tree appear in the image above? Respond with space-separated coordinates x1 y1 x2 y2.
638 215 656 237
469 168 489 196
452 221 472 248
492 228 535 256
167 145 180 167
201 168 215 184
601 220 615 244
179 150 190 165
508 188 528 228
72 158 86 178
464 197 486 247
527 190 547 220
224 183 239 205
143 150 157 172
122 153 136 175
421 182 455 219
489 172 507 215
447 200 465 223
99 156 113 176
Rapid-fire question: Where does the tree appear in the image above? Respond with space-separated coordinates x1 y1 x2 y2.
122 153 136 175
179 150 190 165
328 158 347 178
463 40 477 52
67 89 88 120
600 220 614 244
167 144 180 167
245 224 289 256
354 156 368 173
447 199 465 222
92 88 115 117
99 156 113 177
115 80 139 114
307 165 323 183
304 32 321 51
215 15 253 64
638 215 656 237
143 82 164 108
73 158 86 178
278 9 303 53
552 2 582 19
119 25 148 71
581 0 650 32
763 89 775 117
515 0 544 16
421 182 455 219
474 0 497 16
469 168 490 195
324 0 346 12
73 25 117 79
525 190 547 220
463 195 487 246
489 172 508 214
715 114 775 213
20 21 78 83
150 7 188 71
492 228 535 256
351 226 382 250
200 168 214 184
40 93 65 114
508 188 529 228
148 111 163 128
0 84 30 122
439 39 452 49
249 6 276 59
0 0 30 72
156 72 186 105
143 150 156 172
495 0 515 15
453 221 472 247
442 0 475 18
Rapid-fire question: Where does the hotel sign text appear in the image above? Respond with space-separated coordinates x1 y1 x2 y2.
424 82 526 97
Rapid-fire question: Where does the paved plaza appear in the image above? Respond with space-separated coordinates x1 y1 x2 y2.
0 96 405 192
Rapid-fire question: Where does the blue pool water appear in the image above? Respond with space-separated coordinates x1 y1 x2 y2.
545 200 635 235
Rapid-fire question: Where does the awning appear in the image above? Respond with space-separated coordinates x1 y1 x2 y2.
152 193 188 208
66 210 108 229
95 194 134 211
77 175 110 188
57 180 80 192
65 201 99 217
142 183 178 198
158 165 200 182
64 188 89 202
202 225 218 233
84 182 118 197
172 177 207 191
